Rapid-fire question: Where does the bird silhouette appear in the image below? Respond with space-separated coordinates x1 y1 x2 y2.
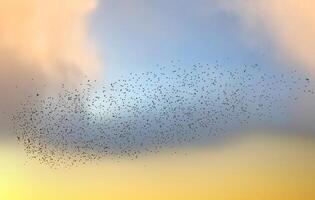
11 62 314 167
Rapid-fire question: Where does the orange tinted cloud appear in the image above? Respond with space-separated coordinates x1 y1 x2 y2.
221 0 315 73
0 0 100 80
0 0 100 134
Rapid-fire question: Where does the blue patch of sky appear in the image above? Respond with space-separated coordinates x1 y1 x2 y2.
86 0 310 129
88 0 284 81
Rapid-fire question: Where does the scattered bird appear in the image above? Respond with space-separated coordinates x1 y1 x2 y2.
11 63 314 167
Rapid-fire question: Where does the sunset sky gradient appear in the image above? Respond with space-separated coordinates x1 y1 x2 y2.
1 1 315 199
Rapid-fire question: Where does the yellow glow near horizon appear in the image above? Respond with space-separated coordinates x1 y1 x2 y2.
1 132 315 200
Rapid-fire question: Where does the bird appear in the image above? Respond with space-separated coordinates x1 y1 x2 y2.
10 62 314 168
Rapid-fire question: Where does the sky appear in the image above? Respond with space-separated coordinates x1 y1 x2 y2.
86 0 315 131
90 0 276 78
89 0 315 78
1 0 315 199
85 0 315 133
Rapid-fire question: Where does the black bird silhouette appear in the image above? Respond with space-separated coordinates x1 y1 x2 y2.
11 63 314 167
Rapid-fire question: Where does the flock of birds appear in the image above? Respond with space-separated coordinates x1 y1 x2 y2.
11 63 313 167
